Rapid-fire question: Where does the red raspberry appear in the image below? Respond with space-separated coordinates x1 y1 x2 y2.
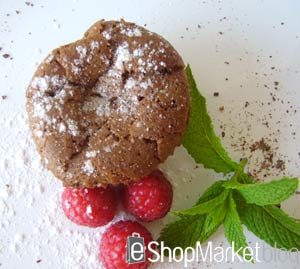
122 170 173 222
99 220 153 269
61 186 117 228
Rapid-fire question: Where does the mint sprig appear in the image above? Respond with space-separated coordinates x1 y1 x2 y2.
236 198 300 250
158 65 300 259
224 177 298 206
224 193 253 261
174 189 230 216
182 65 240 174
159 180 226 251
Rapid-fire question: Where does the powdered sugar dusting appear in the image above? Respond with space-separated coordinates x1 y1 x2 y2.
86 150 98 158
58 122 66 133
29 73 87 137
102 31 111 40
117 95 139 114
76 45 87 60
120 27 142 37
86 205 93 219
103 146 111 153
33 100 52 120
31 77 49 92
82 160 94 176
83 96 111 117
71 64 80 75
92 34 165 117
34 129 44 137
90 40 99 50
140 78 153 89
66 119 79 136
115 42 132 70
133 48 144 57
124 77 136 89
31 75 67 93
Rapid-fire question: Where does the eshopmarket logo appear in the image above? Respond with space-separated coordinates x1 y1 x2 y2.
126 233 146 264
126 233 264 267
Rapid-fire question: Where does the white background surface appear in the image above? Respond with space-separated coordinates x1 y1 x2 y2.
0 0 300 268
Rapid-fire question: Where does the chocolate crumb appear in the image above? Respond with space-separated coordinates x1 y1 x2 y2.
36 259 42 263
275 159 285 171
250 138 271 152
274 81 279 86
15 10 21 14
224 61 230 65
221 131 225 138
25 1 34 6
219 31 223 35
1 95 7 100
2 54 10 59
244 101 249 108
219 106 224 112
213 92 219 97
225 78 229 81
238 136 287 180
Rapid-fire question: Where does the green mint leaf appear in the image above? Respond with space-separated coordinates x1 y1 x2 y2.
202 215 224 241
236 194 300 250
192 180 227 236
159 180 226 251
183 65 239 174
229 159 248 183
158 215 214 252
237 172 254 184
224 193 253 261
224 178 298 206
263 205 300 236
204 199 228 234
196 180 225 204
174 189 230 216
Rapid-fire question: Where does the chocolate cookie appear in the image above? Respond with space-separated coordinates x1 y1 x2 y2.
26 19 190 188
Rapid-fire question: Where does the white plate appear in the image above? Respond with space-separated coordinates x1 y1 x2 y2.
0 0 300 268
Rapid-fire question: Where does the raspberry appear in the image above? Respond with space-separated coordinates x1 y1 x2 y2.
61 186 117 228
99 220 153 269
122 170 173 222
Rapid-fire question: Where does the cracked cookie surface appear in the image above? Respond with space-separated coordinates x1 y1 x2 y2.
26 19 190 187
